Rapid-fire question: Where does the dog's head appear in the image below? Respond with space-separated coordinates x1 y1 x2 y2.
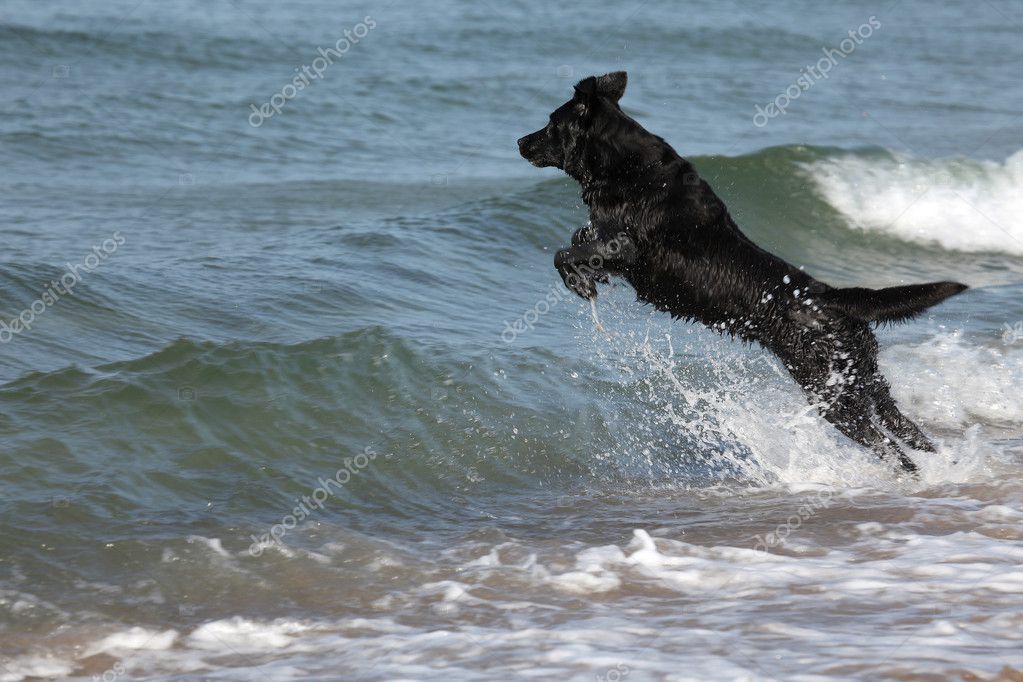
517 71 628 172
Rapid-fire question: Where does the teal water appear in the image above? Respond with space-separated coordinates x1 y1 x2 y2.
2 1 1023 680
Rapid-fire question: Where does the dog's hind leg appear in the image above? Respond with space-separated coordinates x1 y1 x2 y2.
874 390 936 452
820 401 919 474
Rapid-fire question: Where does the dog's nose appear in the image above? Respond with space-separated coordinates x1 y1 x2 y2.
517 136 529 149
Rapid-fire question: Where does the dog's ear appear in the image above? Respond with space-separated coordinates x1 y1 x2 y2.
595 71 627 102
572 76 598 118
574 72 628 104
573 76 598 101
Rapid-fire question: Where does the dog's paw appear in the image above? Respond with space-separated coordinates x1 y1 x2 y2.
560 268 597 300
897 453 919 476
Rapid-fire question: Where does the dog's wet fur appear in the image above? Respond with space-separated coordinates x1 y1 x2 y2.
518 71 967 474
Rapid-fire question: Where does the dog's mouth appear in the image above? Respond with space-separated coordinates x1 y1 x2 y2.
517 131 554 168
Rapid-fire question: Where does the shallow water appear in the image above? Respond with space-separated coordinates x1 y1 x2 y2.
2 1 1023 680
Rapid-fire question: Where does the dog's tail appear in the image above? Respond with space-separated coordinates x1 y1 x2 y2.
818 281 968 324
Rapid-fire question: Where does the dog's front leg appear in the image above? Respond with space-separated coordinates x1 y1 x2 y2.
553 235 637 300
568 225 612 290
555 248 598 300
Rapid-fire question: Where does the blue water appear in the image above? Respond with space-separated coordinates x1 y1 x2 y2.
2 1 1023 680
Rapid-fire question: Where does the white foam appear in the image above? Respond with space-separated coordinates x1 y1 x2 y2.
11 512 1023 680
548 569 622 594
976 504 1023 521
555 526 1023 601
185 535 231 558
586 303 1021 490
85 626 178 656
597 320 908 487
0 656 73 682
419 580 475 602
808 149 1023 254
883 331 1023 427
187 616 311 652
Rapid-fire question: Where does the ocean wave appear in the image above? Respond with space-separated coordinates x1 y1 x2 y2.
3 317 1016 510
806 148 1023 255
10 508 1023 681
0 329 582 521
884 331 1023 428
0 21 256 69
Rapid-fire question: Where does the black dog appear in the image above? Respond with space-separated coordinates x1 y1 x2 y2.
518 71 967 474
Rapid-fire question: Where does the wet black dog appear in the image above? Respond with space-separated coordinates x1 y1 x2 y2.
517 71 967 474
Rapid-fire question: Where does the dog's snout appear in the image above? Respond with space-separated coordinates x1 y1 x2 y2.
518 133 538 162
517 128 556 167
